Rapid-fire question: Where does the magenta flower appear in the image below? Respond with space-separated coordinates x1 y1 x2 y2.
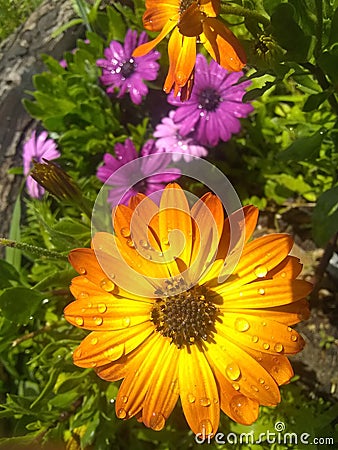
168 54 253 147
96 30 160 105
96 138 180 206
154 111 208 162
23 130 60 198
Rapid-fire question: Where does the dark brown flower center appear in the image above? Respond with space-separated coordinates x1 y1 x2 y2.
179 0 196 14
151 280 219 348
198 87 221 111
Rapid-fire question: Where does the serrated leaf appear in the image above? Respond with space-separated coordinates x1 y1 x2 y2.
0 287 44 324
313 186 338 245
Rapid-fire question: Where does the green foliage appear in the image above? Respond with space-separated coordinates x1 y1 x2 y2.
0 0 43 41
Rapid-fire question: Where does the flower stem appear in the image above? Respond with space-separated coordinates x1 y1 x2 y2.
0 238 68 261
220 2 270 28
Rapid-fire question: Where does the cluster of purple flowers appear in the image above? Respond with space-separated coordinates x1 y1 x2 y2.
23 29 253 205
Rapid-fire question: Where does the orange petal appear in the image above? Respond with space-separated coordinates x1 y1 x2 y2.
73 322 154 368
179 345 220 436
115 334 170 419
143 5 179 31
175 35 196 87
200 0 220 16
69 248 105 283
217 315 305 355
158 183 193 276
206 334 281 406
202 17 246 71
142 343 180 430
164 27 182 93
266 255 303 279
132 17 178 57
214 279 312 308
64 296 152 331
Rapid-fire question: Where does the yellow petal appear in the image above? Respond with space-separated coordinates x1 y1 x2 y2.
175 35 196 86
164 27 182 93
73 322 154 368
142 343 180 430
179 344 220 436
143 4 179 31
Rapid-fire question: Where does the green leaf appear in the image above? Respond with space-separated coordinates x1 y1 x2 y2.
243 81 275 102
0 260 20 289
6 195 21 271
7 166 23 175
313 186 338 245
0 287 44 324
278 130 324 161
303 90 331 112
318 47 338 84
328 7 338 46
106 6 126 41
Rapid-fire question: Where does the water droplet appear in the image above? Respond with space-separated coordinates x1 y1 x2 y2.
226 362 241 381
264 384 270 390
262 321 267 327
74 348 82 358
90 361 97 368
109 272 115 280
258 378 265 384
291 334 298 342
139 239 149 249
232 382 240 391
94 316 103 326
90 337 98 345
79 291 89 299
97 303 107 313
117 407 127 419
254 265 268 278
75 316 84 326
251 385 259 392
252 335 259 343
100 278 115 292
199 419 213 436
199 397 211 407
281 271 287 278
78 266 86 275
121 395 128 404
119 315 129 327
258 288 265 295
120 227 131 238
235 318 250 332
263 342 270 350
287 326 292 332
274 343 284 352
126 238 135 248
230 395 248 421
150 412 165 430
187 393 195 403
161 237 169 246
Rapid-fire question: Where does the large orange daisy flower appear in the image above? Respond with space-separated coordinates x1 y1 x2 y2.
132 0 247 98
64 183 311 436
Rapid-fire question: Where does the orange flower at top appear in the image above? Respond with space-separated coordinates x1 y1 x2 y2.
64 184 312 437
132 0 247 98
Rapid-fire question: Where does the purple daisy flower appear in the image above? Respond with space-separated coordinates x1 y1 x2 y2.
23 130 60 198
96 29 160 105
168 54 254 147
153 111 208 162
96 138 180 206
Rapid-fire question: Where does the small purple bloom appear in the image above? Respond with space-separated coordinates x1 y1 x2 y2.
96 138 181 206
168 54 254 147
97 29 160 105
154 111 208 162
23 130 60 198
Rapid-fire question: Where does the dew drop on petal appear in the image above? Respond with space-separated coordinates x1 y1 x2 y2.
232 382 240 391
199 397 211 407
94 316 103 326
254 265 268 278
264 384 270 390
235 318 250 332
139 239 149 249
258 288 265 295
78 266 86 275
121 395 128 404
117 408 127 419
97 303 107 313
287 326 292 332
74 348 82 358
281 271 287 278
263 342 270 350
258 378 265 384
251 385 259 392
226 362 241 381
230 395 250 422
274 343 284 353
199 419 213 436
75 316 84 326
291 334 298 342
126 239 135 248
122 316 131 327
120 227 131 238
100 278 115 292
79 291 89 299
150 412 166 430
187 393 195 403
252 335 259 343
90 337 98 345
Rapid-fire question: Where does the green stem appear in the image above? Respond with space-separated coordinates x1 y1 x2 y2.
0 238 68 261
220 2 270 28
